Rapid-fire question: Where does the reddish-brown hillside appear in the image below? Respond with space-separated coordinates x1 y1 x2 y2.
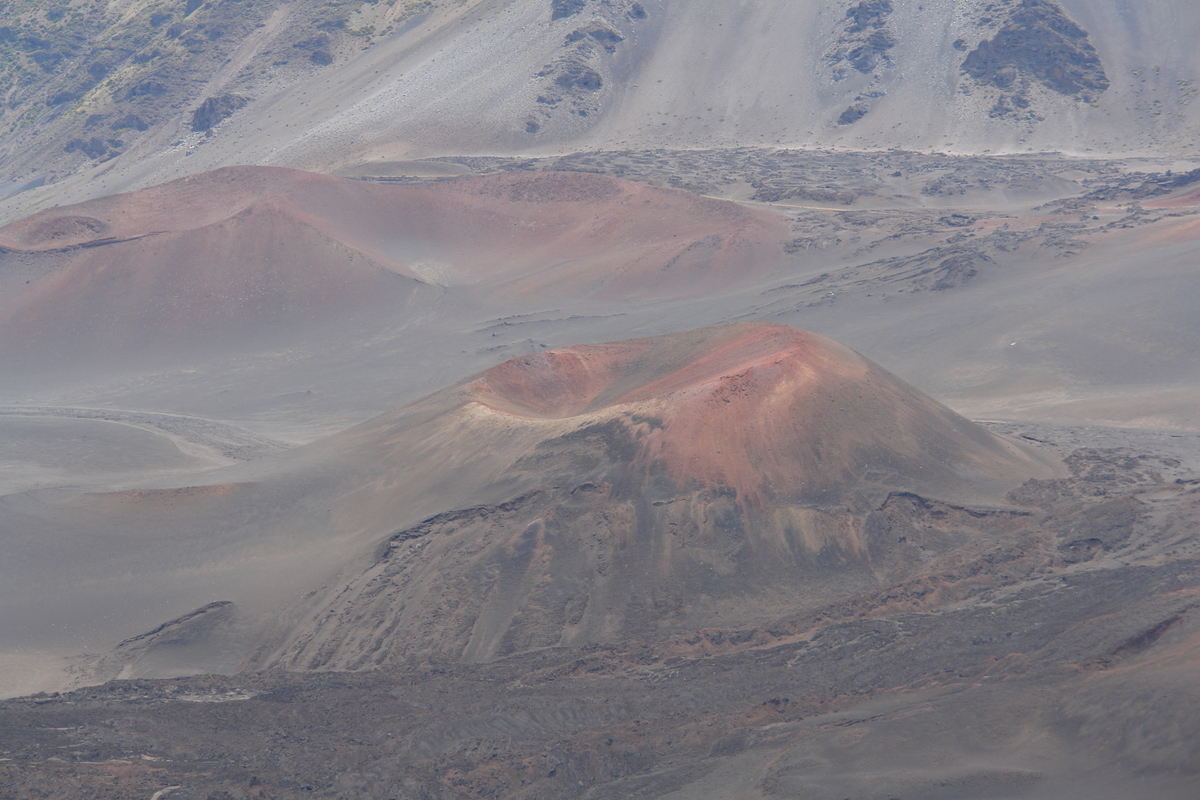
0 167 787 365
464 323 1041 506
252 324 1061 668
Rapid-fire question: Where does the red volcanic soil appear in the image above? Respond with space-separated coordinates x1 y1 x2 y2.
406 171 789 298
1132 183 1200 244
0 166 786 291
1132 213 1200 248
1145 183 1200 209
465 323 1057 506
3 202 421 355
81 483 247 512
0 167 787 362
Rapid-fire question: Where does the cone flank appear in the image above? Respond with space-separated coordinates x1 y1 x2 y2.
0 167 787 368
467 323 852 419
455 323 1054 509
246 325 1063 669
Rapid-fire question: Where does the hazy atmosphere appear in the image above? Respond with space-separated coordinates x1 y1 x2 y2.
1 1 1198 798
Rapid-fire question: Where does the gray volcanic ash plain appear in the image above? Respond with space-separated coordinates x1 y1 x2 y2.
0 1 1199 799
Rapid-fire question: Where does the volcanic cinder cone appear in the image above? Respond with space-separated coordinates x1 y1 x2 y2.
250 323 1060 670
0 167 785 370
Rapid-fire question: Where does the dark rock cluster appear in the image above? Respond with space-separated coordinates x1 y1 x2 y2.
528 0 648 136
190 93 250 132
963 0 1109 115
838 101 869 126
828 1 895 126
64 136 119 160
551 0 587 21
0 0 375 172
828 0 896 79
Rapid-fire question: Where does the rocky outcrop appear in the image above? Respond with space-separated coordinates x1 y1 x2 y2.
551 0 587 20
828 0 896 80
190 93 249 131
527 0 647 136
0 0 389 179
827 1 895 126
838 101 869 126
64 136 119 161
963 0 1109 113
565 22 624 52
68 601 249 686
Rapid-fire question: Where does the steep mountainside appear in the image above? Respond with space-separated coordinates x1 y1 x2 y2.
2 0 1198 220
0 0 454 193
